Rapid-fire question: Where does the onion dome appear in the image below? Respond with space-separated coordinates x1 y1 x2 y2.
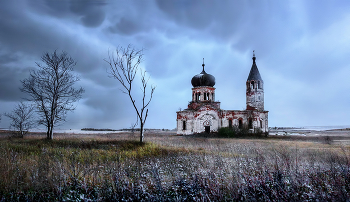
247 51 262 81
191 59 216 87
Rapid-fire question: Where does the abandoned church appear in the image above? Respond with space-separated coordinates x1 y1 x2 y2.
176 52 268 135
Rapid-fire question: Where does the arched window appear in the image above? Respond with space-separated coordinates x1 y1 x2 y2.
182 120 186 130
239 119 243 129
251 81 255 89
248 118 253 129
229 119 233 128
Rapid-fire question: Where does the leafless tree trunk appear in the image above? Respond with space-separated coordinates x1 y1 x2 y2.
5 102 36 138
21 51 84 140
105 45 155 143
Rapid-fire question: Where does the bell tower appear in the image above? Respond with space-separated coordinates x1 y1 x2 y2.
246 51 264 111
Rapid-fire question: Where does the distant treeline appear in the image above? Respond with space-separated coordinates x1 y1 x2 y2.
81 128 118 131
269 127 303 130
81 128 173 132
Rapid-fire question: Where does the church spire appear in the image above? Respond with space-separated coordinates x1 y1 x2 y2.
247 50 262 81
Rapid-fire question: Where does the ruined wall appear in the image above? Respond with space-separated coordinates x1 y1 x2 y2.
177 108 268 135
221 110 268 133
176 111 195 135
177 106 221 135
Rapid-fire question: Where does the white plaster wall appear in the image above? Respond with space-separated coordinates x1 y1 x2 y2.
193 110 220 133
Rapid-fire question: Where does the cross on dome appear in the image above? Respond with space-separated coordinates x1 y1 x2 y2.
202 58 205 72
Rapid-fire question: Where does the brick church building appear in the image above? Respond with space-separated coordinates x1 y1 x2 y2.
176 52 268 135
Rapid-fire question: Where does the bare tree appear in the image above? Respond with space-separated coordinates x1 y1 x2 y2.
105 45 155 143
21 51 84 139
5 102 36 138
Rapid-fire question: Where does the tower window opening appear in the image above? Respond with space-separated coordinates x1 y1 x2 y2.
182 120 186 130
198 92 201 101
204 93 207 100
251 81 255 89
258 81 261 89
212 93 215 100
260 120 262 128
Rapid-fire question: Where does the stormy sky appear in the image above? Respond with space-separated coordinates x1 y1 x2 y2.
1 0 350 130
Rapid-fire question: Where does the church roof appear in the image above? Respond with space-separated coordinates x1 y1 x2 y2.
247 51 262 81
191 59 215 87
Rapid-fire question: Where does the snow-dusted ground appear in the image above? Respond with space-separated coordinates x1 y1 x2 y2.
294 125 350 131
269 125 350 136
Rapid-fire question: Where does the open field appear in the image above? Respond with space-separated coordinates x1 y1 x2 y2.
1 129 350 201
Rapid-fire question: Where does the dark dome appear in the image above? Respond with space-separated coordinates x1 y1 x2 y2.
191 70 216 87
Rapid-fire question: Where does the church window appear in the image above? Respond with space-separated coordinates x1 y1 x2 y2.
239 119 243 129
251 81 255 89
248 118 253 129
260 120 262 128
229 119 233 128
204 93 207 100
259 82 263 89
182 121 186 130
212 93 215 100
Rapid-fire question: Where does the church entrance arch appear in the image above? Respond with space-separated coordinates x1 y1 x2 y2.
196 111 219 134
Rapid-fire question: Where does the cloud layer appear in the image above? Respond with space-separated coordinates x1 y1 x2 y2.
1 0 350 130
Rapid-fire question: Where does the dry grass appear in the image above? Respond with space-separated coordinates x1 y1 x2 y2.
1 131 350 201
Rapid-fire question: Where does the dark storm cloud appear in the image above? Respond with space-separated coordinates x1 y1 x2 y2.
1 0 350 130
109 17 141 35
0 66 31 101
69 0 106 27
28 0 107 27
